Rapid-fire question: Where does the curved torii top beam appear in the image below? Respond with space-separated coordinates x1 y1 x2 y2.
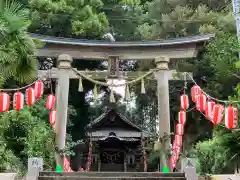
32 33 215 60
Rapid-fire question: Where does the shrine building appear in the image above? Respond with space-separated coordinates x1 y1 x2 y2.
82 109 153 172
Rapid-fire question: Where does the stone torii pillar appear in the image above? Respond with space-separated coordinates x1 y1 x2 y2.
55 54 72 167
154 56 171 170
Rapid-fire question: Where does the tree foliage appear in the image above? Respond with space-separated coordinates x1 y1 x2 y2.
0 0 43 84
28 0 109 38
196 85 240 174
0 101 55 173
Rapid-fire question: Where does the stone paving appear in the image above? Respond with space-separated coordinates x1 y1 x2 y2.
38 172 186 180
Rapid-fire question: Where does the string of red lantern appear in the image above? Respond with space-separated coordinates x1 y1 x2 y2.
0 80 57 111
170 93 188 170
187 73 240 103
0 79 68 170
0 80 57 137
0 80 45 112
190 85 239 128
85 140 93 172
64 157 73 172
170 80 239 171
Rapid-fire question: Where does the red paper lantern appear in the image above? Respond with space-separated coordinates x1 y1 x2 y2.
0 93 10 112
176 123 184 136
49 110 56 129
34 80 44 99
170 155 177 169
173 141 178 150
25 87 35 106
205 100 215 120
174 147 180 158
170 155 174 164
172 152 179 162
225 105 238 129
170 155 176 170
172 163 176 169
46 94 56 110
178 110 186 124
212 104 224 125
180 94 189 110
173 143 180 154
64 157 73 172
79 167 84 172
191 85 201 102
13 92 24 111
196 93 206 112
174 135 182 147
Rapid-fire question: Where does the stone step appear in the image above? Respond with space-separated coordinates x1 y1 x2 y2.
38 176 186 180
39 172 185 178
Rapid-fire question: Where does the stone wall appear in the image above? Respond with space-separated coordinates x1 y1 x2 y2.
0 173 18 180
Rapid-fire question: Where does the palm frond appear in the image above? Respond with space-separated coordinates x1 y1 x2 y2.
3 0 29 19
0 0 40 84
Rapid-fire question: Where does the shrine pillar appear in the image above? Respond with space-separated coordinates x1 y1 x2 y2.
154 56 171 170
55 54 72 167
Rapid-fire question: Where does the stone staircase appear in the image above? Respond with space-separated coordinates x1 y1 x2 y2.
38 172 187 180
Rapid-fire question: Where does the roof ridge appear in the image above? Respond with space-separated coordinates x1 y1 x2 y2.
116 112 141 130
86 109 141 131
30 33 215 47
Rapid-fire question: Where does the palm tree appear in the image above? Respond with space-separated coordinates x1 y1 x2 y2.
0 0 43 84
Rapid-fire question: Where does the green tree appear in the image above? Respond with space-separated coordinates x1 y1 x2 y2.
195 32 240 173
1 108 54 172
0 119 24 173
196 84 240 174
28 0 109 38
0 0 42 84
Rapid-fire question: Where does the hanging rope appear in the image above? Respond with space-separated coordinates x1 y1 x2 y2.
71 68 156 87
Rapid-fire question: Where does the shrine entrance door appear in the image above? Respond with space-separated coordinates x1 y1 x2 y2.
98 135 125 172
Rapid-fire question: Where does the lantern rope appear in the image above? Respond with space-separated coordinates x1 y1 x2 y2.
0 71 49 92
186 106 195 112
186 73 240 103
71 68 156 87
0 79 40 91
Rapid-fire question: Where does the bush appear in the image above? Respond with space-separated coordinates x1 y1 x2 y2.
195 137 225 175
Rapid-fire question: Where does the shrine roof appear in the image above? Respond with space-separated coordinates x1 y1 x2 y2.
86 109 141 131
31 33 214 47
99 135 139 142
87 130 153 138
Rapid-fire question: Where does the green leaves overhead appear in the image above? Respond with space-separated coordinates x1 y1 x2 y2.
204 33 240 82
28 0 109 38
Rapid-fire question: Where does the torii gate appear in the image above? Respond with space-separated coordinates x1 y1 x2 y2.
35 33 214 169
